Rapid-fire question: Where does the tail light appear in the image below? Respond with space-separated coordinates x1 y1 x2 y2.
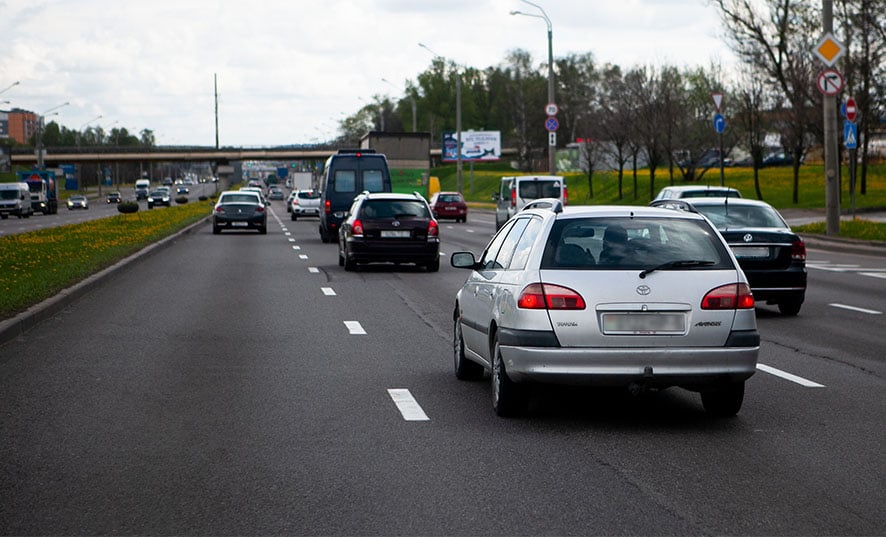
214 206 225 214
428 219 439 238
292 198 299 206
325 199 331 214
791 239 806 261
518 283 586 310
352 219 364 236
563 185 569 206
701 283 755 310
256 205 265 213
510 187 516 208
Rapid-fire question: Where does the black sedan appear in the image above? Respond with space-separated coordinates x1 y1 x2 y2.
212 190 267 234
652 197 807 315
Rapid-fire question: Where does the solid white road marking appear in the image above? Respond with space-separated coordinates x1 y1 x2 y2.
861 272 886 280
344 321 366 335
829 303 882 315
322 287 336 296
757 364 825 388
387 389 430 421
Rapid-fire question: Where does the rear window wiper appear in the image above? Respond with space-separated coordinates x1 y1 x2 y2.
639 260 715 279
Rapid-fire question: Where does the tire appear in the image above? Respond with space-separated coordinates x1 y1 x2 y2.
491 336 529 417
777 298 802 316
338 249 345 266
258 226 267 235
454 318 484 380
343 246 356 271
320 228 331 243
701 382 745 417
291 213 297 221
213 225 221 234
426 256 440 272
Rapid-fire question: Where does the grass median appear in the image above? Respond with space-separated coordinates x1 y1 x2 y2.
1 201 211 320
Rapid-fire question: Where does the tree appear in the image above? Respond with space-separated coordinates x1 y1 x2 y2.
731 65 774 199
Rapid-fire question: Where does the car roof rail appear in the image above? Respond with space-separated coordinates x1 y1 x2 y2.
521 198 563 214
648 199 700 213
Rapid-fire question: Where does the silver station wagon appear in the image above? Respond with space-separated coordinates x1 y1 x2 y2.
451 200 760 417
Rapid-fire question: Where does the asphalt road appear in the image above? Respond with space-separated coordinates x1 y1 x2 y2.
1 205 884 535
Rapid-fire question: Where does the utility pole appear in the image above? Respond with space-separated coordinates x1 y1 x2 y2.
214 73 219 150
822 1 841 236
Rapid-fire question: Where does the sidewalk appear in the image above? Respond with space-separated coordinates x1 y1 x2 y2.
780 208 886 257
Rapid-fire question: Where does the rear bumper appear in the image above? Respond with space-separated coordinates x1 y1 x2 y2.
500 344 758 388
347 238 440 263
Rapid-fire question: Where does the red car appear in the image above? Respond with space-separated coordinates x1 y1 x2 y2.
429 191 468 223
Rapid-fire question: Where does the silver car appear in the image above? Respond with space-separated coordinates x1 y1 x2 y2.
451 200 760 417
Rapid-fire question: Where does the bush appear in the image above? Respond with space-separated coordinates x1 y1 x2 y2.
117 201 139 213
198 195 208 201
175 196 188 204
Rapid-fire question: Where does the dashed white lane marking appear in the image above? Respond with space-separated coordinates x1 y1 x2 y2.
322 287 336 296
308 267 320 273
284 232 291 236
829 303 882 315
288 238 296 242
299 254 309 260
344 321 366 335
387 389 430 421
757 364 825 388
292 245 301 250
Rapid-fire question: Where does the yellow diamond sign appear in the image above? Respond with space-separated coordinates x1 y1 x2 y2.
813 33 845 66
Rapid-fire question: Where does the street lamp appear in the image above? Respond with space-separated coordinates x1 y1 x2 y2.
36 101 70 169
511 0 556 174
381 77 418 132
77 114 103 147
419 42 463 194
0 81 19 96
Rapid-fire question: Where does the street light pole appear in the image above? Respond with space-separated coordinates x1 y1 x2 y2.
0 81 19 96
36 101 69 170
419 42 463 194
511 1 556 174
382 77 418 132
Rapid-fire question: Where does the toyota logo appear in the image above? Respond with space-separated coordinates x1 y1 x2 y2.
743 233 753 242
636 285 651 296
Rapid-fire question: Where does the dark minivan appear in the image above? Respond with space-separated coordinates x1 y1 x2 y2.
319 149 392 242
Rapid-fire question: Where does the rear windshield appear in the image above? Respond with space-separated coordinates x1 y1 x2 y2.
361 200 429 219
680 190 741 198
693 204 786 229
541 217 733 270
518 180 561 200
298 191 320 199
220 193 260 204
438 194 463 203
334 170 356 193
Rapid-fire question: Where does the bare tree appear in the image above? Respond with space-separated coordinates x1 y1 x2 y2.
731 65 774 199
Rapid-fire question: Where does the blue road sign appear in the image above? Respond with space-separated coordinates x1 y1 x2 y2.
713 113 726 134
545 117 559 132
844 120 858 149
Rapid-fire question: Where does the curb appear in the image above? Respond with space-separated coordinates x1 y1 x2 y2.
0 216 210 347
800 233 886 257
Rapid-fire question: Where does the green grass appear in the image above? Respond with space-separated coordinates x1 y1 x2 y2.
0 201 212 319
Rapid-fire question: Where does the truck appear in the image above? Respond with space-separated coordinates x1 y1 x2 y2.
0 182 34 219
18 170 59 214
135 178 151 200
288 171 313 191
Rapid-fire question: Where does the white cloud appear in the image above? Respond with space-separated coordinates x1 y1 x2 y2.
0 0 738 146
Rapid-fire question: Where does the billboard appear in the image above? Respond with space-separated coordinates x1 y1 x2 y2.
442 130 501 162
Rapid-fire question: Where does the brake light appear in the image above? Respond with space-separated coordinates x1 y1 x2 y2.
352 219 364 236
292 198 299 205
325 199 331 214
701 283 755 310
428 219 439 238
510 187 516 208
214 206 225 213
255 205 265 213
791 238 806 261
518 283 586 310
563 185 568 206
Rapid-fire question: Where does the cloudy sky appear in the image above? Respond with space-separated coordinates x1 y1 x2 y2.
1 0 739 147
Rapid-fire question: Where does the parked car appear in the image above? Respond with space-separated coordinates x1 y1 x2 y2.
290 189 322 220
653 185 742 201
450 199 760 417
651 197 807 316
106 191 122 204
67 195 89 210
147 189 171 209
429 191 468 222
212 190 267 234
338 191 440 271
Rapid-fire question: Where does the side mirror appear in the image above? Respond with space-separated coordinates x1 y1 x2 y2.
491 192 500 201
450 251 479 269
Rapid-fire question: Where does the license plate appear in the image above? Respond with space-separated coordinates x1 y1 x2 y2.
445 207 456 211
381 230 410 238
732 246 769 258
601 313 685 334
231 222 249 227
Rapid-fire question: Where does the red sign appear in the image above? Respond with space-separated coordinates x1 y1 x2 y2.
845 97 857 122
29 173 41 181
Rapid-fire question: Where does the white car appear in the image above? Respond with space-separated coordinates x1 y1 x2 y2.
290 189 321 220
450 199 760 417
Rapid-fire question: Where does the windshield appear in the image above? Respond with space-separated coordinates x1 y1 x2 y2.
221 194 260 204
1 190 19 200
694 205 786 229
518 180 561 200
361 200 429 219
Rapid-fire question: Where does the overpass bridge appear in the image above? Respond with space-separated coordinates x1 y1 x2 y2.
10 146 342 166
